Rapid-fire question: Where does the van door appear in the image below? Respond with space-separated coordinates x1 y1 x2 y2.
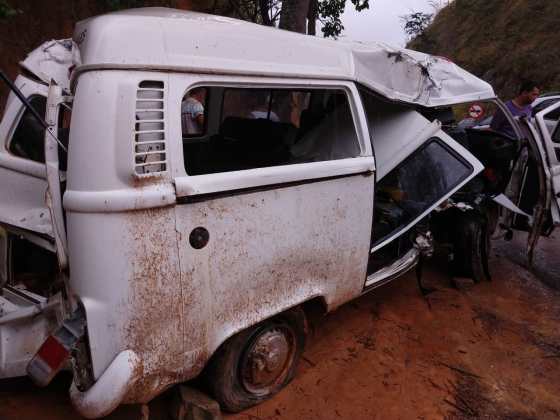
170 78 374 358
534 101 560 224
533 98 560 135
0 79 53 242
359 91 484 284
0 78 69 379
508 113 558 264
0 78 69 266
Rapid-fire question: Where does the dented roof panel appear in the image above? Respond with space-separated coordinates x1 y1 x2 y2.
70 8 495 107
20 39 80 94
350 45 495 107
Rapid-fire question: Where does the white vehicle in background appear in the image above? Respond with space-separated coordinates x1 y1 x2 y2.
0 8 559 419
533 92 560 134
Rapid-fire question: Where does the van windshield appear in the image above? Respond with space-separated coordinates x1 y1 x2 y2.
372 138 472 246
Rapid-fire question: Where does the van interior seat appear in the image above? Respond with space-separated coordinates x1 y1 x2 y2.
217 116 297 165
185 116 299 174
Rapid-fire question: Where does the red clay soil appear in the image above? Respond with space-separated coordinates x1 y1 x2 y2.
1 233 560 420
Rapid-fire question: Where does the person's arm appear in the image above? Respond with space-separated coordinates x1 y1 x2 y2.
193 101 205 130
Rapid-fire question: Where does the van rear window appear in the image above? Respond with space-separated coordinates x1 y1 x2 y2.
182 87 360 175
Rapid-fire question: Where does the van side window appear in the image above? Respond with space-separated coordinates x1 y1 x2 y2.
8 96 47 163
182 87 360 175
534 99 560 120
553 123 560 144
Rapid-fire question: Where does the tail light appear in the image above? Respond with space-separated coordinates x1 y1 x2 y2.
27 307 86 387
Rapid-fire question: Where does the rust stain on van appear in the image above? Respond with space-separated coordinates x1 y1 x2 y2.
130 174 165 189
122 207 187 403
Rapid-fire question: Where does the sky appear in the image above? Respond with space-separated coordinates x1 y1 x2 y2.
339 0 438 47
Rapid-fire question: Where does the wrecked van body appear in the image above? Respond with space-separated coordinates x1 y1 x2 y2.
0 7 558 418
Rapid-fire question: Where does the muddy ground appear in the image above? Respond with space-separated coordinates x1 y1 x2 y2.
1 232 560 420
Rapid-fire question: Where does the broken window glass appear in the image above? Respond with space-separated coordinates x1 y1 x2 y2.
372 138 472 246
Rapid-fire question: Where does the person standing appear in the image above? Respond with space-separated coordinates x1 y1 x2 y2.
490 81 540 138
181 88 206 136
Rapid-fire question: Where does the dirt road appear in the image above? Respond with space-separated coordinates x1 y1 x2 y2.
1 233 560 420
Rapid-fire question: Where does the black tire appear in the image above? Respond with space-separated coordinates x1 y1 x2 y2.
204 307 307 412
453 213 491 283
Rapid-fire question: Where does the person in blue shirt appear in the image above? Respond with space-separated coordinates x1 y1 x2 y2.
490 81 541 138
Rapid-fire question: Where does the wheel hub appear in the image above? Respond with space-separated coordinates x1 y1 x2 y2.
241 326 295 395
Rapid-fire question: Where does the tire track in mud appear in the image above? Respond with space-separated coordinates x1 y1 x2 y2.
441 304 560 419
438 242 560 420
230 236 560 420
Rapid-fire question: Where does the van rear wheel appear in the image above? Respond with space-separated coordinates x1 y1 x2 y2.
205 307 307 412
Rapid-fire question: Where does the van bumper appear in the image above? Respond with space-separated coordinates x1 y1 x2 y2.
70 350 140 419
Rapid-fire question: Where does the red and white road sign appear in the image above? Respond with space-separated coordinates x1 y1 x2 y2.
468 103 485 120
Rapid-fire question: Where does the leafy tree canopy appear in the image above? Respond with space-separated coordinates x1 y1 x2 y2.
401 11 433 39
2 0 371 38
319 0 369 38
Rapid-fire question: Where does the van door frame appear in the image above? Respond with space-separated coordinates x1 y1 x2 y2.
0 76 69 270
514 117 555 263
534 100 560 225
44 82 69 269
0 78 55 241
168 74 376 359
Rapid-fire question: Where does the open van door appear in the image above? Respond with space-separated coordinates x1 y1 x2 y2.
0 39 74 260
509 104 560 264
534 101 560 225
0 78 69 379
359 93 484 286
0 78 69 268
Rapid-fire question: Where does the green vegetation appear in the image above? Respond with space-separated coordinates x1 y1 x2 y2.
319 0 369 38
401 11 433 41
409 0 560 98
0 0 19 19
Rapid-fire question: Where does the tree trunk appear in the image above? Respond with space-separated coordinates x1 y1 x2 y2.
279 0 310 33
307 0 317 35
259 0 272 25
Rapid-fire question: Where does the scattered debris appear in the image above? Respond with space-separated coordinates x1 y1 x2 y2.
452 277 475 290
170 386 222 420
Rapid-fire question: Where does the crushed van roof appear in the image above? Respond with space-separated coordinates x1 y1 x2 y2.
71 7 495 107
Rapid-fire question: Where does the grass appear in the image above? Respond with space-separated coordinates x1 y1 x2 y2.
409 0 560 99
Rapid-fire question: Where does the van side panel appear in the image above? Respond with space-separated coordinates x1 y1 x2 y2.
66 71 185 402
66 210 185 402
66 70 373 404
175 173 374 369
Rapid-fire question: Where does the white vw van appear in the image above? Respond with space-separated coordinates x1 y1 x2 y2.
0 8 559 418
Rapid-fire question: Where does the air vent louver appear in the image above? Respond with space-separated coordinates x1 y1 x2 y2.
134 80 167 175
